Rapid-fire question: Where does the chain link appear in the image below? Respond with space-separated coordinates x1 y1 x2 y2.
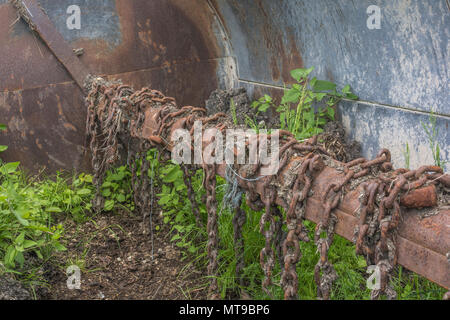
86 79 448 301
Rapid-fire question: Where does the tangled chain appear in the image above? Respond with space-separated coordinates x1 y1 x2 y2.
85 79 448 300
352 156 445 299
86 80 132 209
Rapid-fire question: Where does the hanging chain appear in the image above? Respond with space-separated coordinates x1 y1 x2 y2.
233 201 247 288
204 164 220 300
85 79 448 301
181 164 204 228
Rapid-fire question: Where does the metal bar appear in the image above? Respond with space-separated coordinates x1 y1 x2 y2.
13 0 90 91
133 106 449 290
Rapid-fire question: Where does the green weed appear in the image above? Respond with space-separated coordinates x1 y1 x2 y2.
421 110 447 169
251 67 358 140
152 67 444 299
403 142 410 169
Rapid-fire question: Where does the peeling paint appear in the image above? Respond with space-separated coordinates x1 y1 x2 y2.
0 0 238 173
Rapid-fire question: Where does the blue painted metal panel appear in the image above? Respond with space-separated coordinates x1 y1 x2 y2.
213 0 449 171
1 0 122 49
1 0 447 171
215 0 449 114
339 101 449 172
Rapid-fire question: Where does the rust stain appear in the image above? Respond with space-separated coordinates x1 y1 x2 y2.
35 138 43 150
137 29 153 48
63 122 77 132
270 56 281 82
256 2 304 84
400 185 438 208
55 95 64 117
420 218 442 236
1 0 226 173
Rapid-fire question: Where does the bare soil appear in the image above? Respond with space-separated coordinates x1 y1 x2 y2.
40 210 208 300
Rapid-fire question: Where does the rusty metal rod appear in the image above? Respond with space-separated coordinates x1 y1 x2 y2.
133 105 449 290
13 0 447 295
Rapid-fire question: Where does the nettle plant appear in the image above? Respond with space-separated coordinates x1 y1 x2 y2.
252 67 358 140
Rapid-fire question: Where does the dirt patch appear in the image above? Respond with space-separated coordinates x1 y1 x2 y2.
205 87 279 128
39 210 208 300
318 121 361 162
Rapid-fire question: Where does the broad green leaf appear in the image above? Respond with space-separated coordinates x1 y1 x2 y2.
188 246 197 254
158 195 172 205
345 92 359 100
0 124 6 131
162 166 182 183
101 182 112 188
15 251 25 268
104 199 115 211
312 80 337 92
290 67 314 81
5 246 16 267
314 93 327 102
263 94 272 102
0 145 7 152
54 242 67 251
116 194 126 203
77 188 92 196
0 162 20 174
34 250 43 259
258 103 271 112
281 88 301 104
110 172 125 181
327 107 335 120
23 240 37 249
314 128 324 134
12 209 29 226
15 232 25 245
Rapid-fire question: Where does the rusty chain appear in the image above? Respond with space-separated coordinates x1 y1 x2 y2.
85 79 449 300
181 164 203 228
204 163 220 300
